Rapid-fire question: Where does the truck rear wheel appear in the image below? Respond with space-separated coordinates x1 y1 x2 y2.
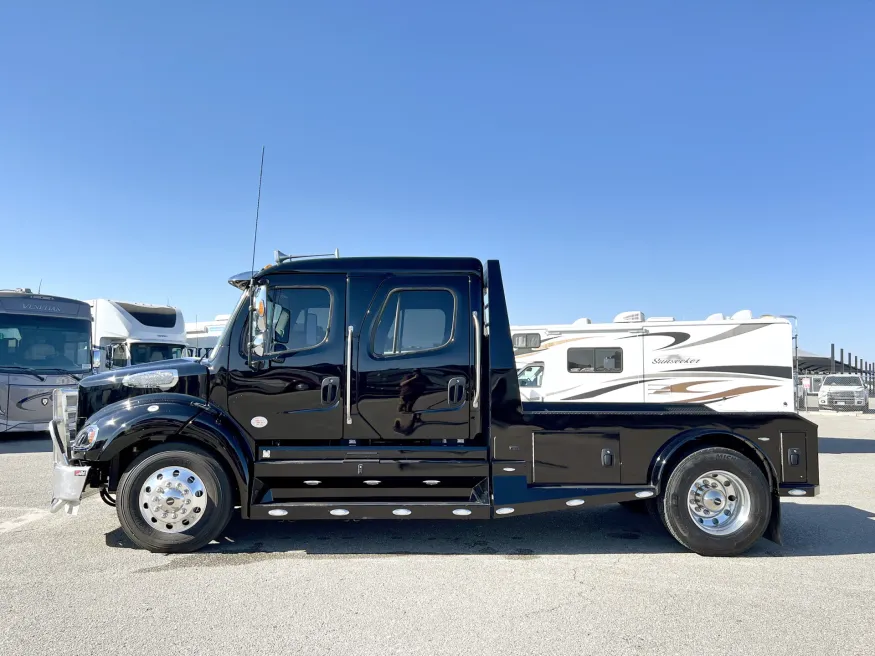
116 443 233 553
658 447 771 557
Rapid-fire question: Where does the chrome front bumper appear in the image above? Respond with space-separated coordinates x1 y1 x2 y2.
48 420 91 515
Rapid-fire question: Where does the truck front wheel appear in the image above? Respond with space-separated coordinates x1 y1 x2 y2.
116 443 234 553
658 447 771 557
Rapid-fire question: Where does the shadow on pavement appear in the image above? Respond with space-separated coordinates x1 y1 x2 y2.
105 502 875 562
0 432 51 454
819 437 875 454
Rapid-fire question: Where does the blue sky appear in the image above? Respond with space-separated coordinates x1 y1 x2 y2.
1 2 873 359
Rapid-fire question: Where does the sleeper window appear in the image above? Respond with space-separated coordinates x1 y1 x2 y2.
373 290 455 356
568 347 623 373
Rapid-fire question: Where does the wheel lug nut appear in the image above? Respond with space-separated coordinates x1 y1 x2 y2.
712 519 719 525
724 510 731 516
162 512 168 518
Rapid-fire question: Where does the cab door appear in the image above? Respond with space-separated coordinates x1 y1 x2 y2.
226 273 346 445
348 275 472 441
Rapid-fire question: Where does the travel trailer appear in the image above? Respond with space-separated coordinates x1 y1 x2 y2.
513 310 796 413
184 314 230 359
0 289 92 434
88 299 186 371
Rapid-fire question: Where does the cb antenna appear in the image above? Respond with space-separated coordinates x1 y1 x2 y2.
250 146 266 282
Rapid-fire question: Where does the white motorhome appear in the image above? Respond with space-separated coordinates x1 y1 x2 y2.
184 314 230 359
88 299 186 371
513 310 796 413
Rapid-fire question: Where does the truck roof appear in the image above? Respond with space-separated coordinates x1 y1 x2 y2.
265 256 484 276
230 256 484 287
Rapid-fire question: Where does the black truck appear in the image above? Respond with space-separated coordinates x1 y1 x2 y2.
49 256 819 555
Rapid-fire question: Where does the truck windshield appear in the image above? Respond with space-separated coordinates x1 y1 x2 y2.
130 343 184 365
822 375 863 386
0 315 91 373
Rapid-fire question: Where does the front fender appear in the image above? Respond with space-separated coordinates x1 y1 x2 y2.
78 394 252 514
81 393 205 462
648 427 778 492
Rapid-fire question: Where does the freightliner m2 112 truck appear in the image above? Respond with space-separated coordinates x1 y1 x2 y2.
49 256 819 556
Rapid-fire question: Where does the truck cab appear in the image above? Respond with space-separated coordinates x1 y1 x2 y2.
49 256 820 557
88 299 187 371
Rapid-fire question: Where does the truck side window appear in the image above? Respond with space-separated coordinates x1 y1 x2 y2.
373 289 455 356
267 287 331 354
568 347 623 373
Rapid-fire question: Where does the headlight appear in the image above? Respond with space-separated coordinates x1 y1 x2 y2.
73 425 99 451
122 369 179 390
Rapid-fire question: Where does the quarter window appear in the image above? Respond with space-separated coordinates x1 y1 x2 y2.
568 347 623 373
373 289 455 356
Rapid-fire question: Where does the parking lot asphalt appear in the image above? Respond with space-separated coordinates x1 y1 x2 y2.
1 413 873 656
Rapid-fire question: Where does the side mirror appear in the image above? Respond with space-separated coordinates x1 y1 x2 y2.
249 284 269 363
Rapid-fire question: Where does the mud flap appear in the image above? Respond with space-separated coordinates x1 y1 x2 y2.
765 492 782 545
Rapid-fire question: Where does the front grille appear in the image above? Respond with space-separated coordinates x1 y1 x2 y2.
828 391 856 402
52 388 79 443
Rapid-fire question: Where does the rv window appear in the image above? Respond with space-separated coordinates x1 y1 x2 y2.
267 287 331 353
373 289 455 356
512 333 541 349
567 347 623 373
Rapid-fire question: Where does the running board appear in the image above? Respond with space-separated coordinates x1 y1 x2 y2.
249 501 491 521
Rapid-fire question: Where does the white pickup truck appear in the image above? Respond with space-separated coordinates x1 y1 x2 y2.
818 374 870 412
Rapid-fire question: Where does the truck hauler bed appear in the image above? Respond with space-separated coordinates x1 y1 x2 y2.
48 257 819 556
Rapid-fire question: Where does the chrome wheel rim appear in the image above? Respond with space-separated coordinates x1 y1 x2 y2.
139 466 207 533
687 470 750 536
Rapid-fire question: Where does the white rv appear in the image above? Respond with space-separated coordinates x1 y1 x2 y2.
513 310 796 413
184 314 230 359
88 299 187 371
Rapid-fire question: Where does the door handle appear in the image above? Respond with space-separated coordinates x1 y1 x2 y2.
447 377 466 406
601 448 614 467
321 376 340 405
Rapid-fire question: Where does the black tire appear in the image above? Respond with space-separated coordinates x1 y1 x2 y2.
658 447 771 557
116 443 234 553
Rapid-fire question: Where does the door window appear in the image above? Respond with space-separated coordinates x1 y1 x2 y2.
267 287 331 354
518 364 544 387
372 289 455 356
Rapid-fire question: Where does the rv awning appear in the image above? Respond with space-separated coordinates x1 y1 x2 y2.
797 349 867 374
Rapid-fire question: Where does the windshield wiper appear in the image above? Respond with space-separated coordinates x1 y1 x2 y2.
36 368 85 381
0 366 46 382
